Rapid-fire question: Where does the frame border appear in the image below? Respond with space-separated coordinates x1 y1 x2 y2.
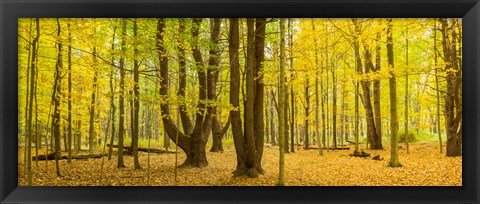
1 0 479 203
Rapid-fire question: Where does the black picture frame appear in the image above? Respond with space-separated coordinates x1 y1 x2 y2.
1 0 479 203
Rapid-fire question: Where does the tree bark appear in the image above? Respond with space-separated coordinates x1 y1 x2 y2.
244 18 258 177
117 18 127 168
387 19 401 167
312 19 323 155
89 45 98 155
229 18 248 176
253 18 267 172
176 19 194 135
53 18 63 176
132 19 142 169
277 18 286 186
373 31 382 149
440 18 462 157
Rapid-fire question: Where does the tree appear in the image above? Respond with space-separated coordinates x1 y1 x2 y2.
244 18 258 176
387 18 401 167
67 20 73 163
208 18 229 153
156 18 211 168
176 19 193 135
440 18 462 157
373 31 382 150
277 18 286 186
88 21 99 154
26 18 40 185
254 18 267 168
352 19 382 150
53 18 63 176
312 19 323 155
117 18 127 168
229 18 248 177
132 19 142 169
433 19 443 154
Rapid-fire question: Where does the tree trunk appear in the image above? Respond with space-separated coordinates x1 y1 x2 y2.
53 18 63 176
373 32 382 148
108 25 117 161
253 18 267 172
67 21 73 163
304 77 310 150
207 18 225 153
89 46 98 155
404 27 410 153
176 19 193 135
311 19 323 155
277 18 286 186
117 18 127 168
387 19 401 167
229 18 248 176
26 18 40 185
433 19 443 154
244 18 258 177
132 19 142 169
156 18 209 168
440 18 462 157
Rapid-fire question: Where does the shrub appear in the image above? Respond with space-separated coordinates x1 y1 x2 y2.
398 129 417 143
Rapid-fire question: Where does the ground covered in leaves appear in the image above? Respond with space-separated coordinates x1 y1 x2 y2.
18 142 461 186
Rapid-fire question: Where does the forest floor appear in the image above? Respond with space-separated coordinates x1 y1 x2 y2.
18 141 461 186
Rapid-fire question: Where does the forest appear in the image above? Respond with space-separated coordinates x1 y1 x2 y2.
18 18 462 186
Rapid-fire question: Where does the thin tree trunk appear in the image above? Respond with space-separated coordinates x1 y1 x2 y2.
176 19 193 135
53 18 63 176
433 19 443 154
67 20 73 163
26 18 40 185
405 27 410 153
387 18 401 167
229 18 248 177
244 18 258 177
89 45 98 155
117 18 127 168
373 32 382 148
289 18 296 153
132 19 142 169
254 18 267 172
108 24 117 161
312 19 323 155
277 18 286 186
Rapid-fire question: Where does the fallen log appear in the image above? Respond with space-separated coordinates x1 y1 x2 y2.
346 140 361 145
308 147 350 150
107 144 176 154
32 153 108 161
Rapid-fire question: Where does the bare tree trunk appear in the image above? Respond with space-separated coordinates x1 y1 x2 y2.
404 27 410 153
132 19 142 169
244 18 258 177
253 18 267 172
373 32 382 148
433 19 443 154
176 19 193 135
312 19 323 155
387 19 401 167
89 45 98 155
67 21 73 163
117 18 127 168
229 18 248 177
108 24 117 161
53 18 63 176
440 18 462 157
277 18 286 186
289 18 296 153
26 18 40 185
